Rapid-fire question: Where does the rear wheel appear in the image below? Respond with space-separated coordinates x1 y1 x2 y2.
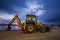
46 27 50 32
40 26 46 33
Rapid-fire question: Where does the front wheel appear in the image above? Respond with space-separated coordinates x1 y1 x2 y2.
26 24 35 33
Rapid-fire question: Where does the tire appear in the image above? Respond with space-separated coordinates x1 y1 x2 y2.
40 26 46 33
26 24 35 33
46 27 50 32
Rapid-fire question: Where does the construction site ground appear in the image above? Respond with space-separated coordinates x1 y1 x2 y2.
0 28 60 40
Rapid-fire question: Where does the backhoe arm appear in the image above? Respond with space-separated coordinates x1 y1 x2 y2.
8 14 21 30
16 17 21 27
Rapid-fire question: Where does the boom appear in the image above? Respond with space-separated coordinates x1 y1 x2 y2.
7 14 21 30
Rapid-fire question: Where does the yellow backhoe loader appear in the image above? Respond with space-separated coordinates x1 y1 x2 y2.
7 14 50 33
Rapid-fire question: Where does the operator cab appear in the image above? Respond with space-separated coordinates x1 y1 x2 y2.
26 14 37 24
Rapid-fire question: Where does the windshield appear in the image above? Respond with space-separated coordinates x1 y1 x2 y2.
26 17 31 21
32 18 36 22
26 17 36 22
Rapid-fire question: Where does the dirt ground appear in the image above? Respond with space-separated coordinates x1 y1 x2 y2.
0 28 60 40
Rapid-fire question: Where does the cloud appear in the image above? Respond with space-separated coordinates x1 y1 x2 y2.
24 0 46 16
0 12 14 20
26 2 43 10
0 0 26 14
0 11 19 24
35 10 46 16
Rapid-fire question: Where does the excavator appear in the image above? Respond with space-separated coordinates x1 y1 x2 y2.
7 14 50 33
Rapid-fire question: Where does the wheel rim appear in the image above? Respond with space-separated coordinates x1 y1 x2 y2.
28 26 33 32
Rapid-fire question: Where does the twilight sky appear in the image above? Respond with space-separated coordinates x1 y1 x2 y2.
0 0 60 24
